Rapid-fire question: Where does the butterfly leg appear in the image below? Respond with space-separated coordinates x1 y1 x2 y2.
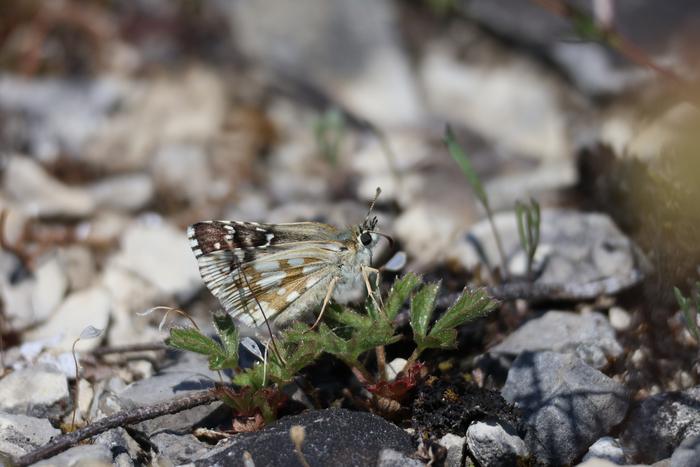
362 266 384 313
310 275 339 330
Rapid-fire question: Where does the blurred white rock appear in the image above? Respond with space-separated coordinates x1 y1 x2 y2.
3 156 95 218
0 75 125 162
88 173 154 211
109 219 201 300
85 67 226 172
31 256 69 325
25 287 110 352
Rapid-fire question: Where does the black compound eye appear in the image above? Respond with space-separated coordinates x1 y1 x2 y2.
360 231 372 246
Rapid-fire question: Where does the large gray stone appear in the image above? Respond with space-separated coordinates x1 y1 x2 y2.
0 412 61 458
502 351 629 465
193 408 415 466
671 435 700 467
489 310 623 369
452 209 643 299
621 386 700 463
0 365 70 419
114 353 221 436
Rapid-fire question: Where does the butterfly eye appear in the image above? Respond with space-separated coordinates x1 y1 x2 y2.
360 231 372 246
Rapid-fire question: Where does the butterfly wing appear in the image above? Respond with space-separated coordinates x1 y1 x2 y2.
187 221 345 326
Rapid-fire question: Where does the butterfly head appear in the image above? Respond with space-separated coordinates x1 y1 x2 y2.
353 187 392 252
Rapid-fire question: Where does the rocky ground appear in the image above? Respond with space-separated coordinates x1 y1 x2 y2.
1 1 700 466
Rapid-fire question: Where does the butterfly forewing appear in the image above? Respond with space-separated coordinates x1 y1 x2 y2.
188 221 344 326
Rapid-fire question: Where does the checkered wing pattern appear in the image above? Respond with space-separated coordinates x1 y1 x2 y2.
187 221 345 326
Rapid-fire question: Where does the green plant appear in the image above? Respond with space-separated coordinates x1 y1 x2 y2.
515 198 541 279
674 284 700 343
313 108 346 165
444 126 508 280
166 273 497 424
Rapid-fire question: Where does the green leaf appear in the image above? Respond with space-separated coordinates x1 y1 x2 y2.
571 11 606 42
430 288 497 339
410 282 441 340
325 303 373 330
209 354 239 371
213 312 239 363
675 286 700 342
166 328 221 356
444 126 488 207
385 273 421 321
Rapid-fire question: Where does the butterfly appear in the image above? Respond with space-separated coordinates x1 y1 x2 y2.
187 189 391 330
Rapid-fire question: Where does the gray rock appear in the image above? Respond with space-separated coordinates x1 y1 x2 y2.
151 143 213 205
193 408 415 466
0 412 61 458
3 156 95 218
0 365 70 419
502 351 629 465
452 209 643 299
420 40 574 166
489 310 623 369
84 67 226 172
0 75 124 161
114 353 221 436
33 444 113 467
25 287 110 353
223 0 422 127
151 432 210 465
621 386 700 463
93 427 142 467
466 419 528 467
110 220 201 300
461 0 698 96
87 173 154 212
57 246 96 291
1 269 36 332
671 435 700 467
438 433 465 467
582 436 626 464
377 448 424 467
1 254 68 332
31 256 69 325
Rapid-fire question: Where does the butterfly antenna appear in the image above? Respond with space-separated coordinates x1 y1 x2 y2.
365 187 381 220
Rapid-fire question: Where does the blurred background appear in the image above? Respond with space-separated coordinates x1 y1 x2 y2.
1 0 700 394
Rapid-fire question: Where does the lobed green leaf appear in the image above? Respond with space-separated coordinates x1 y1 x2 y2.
166 328 221 356
385 272 421 321
410 282 441 340
430 287 497 337
213 312 239 363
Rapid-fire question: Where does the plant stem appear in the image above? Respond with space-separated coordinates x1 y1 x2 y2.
375 346 387 381
350 363 375 385
405 348 421 369
15 389 220 466
486 208 509 281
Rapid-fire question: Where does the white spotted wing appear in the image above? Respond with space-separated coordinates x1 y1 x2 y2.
187 221 347 327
